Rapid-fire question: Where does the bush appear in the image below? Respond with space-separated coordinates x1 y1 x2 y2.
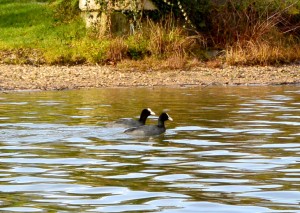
152 0 299 46
205 0 300 47
51 0 80 22
126 34 149 60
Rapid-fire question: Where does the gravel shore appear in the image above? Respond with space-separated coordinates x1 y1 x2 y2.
0 64 299 90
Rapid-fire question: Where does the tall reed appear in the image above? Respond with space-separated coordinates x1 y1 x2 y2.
208 0 299 47
226 39 300 65
145 19 205 58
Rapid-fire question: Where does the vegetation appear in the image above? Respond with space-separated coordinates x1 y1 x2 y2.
0 0 299 67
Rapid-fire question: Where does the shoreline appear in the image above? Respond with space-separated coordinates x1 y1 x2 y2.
0 64 299 91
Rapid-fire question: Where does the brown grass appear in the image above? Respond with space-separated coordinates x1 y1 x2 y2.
106 37 128 63
160 53 187 70
209 0 287 47
117 54 196 71
205 59 224 68
146 20 205 58
117 57 162 71
225 40 300 65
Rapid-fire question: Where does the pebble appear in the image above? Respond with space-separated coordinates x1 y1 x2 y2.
0 64 299 90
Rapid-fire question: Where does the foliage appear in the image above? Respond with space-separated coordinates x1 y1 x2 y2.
205 0 300 47
152 0 211 31
0 0 300 66
126 34 149 60
51 0 80 21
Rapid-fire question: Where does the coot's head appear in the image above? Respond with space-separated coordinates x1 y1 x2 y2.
141 108 155 117
159 112 173 122
139 108 155 124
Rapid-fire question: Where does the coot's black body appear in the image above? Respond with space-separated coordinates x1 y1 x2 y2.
107 108 155 128
124 112 173 136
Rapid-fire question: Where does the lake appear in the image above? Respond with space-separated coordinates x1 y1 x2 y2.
0 86 299 212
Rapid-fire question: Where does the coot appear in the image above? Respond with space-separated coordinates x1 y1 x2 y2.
107 108 155 128
124 112 173 136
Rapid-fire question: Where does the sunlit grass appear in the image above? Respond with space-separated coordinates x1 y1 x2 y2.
0 0 52 47
0 0 92 64
226 40 300 65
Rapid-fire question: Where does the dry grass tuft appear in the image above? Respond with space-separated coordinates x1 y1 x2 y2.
117 54 190 71
146 20 206 58
161 53 187 70
117 57 161 71
225 40 300 65
206 59 224 68
106 37 128 62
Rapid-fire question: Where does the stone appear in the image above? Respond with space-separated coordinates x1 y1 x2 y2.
79 0 158 35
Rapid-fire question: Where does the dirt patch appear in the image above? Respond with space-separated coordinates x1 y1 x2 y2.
0 64 299 91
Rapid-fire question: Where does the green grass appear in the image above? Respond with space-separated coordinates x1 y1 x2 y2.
0 0 194 65
0 0 53 47
0 0 99 64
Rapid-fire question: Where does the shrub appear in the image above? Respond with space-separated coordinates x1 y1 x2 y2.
106 37 128 62
51 0 80 22
126 33 149 60
145 19 205 58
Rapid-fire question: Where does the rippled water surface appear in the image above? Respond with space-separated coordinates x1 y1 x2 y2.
0 86 299 212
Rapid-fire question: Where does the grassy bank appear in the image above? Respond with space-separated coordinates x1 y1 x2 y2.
0 0 299 68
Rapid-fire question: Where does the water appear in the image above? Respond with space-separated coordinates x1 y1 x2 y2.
0 86 299 212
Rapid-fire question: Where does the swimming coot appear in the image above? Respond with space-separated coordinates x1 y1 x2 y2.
124 112 173 136
107 108 155 128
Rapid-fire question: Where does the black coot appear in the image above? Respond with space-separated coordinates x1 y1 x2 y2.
107 108 155 128
124 112 173 136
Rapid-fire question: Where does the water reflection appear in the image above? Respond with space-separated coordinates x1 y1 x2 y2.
0 86 299 212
